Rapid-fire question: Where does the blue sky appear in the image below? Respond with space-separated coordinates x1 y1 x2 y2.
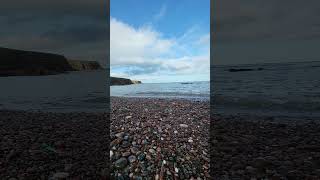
110 0 210 83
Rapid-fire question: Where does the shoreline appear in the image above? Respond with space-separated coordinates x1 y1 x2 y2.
111 96 210 103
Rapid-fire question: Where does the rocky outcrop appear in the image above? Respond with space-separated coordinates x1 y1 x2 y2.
111 77 141 86
67 59 102 71
0 47 102 76
228 68 264 72
0 47 72 76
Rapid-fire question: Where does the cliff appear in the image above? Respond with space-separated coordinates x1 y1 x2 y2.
67 59 102 71
111 77 141 86
0 47 102 76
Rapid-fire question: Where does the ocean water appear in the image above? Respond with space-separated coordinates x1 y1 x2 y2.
1 61 319 118
111 81 210 100
0 70 107 112
212 61 320 118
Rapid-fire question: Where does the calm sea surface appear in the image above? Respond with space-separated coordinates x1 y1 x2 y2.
0 70 107 112
111 81 209 100
212 61 320 118
1 61 319 118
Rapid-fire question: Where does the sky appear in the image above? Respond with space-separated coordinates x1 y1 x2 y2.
214 0 320 65
111 0 210 83
1 0 318 81
0 0 108 67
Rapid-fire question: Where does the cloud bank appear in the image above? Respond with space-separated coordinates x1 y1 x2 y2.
0 0 108 66
110 17 209 82
215 0 320 42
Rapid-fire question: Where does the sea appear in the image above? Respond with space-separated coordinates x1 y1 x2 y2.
0 70 107 112
110 81 209 100
212 61 320 118
0 61 319 118
112 61 320 118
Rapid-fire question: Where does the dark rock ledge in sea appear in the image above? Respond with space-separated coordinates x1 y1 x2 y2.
111 77 141 86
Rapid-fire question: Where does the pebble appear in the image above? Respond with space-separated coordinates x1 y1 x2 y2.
179 124 189 128
128 155 137 163
115 157 128 169
110 150 114 158
122 151 131 157
149 149 156 154
115 132 125 138
50 172 69 179
138 153 146 161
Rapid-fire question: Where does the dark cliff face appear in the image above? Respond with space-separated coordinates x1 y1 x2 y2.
111 77 141 86
0 47 102 76
67 60 102 71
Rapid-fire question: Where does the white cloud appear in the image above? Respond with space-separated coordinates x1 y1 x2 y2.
110 17 209 82
111 17 174 66
197 34 210 46
153 4 167 21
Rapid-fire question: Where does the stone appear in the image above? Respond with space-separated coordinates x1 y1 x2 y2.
121 141 130 148
138 153 146 161
179 124 188 128
128 155 137 163
111 138 122 146
245 166 256 174
50 172 69 179
155 174 159 180
130 147 139 154
146 154 152 161
115 158 128 169
110 150 114 158
115 132 125 138
149 149 156 154
122 152 131 157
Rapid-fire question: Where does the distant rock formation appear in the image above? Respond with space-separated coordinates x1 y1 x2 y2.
0 47 102 76
228 68 264 72
67 59 102 71
111 77 141 86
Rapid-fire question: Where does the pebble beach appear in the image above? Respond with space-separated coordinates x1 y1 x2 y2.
0 110 109 179
212 114 320 179
110 97 210 179
2 96 319 179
